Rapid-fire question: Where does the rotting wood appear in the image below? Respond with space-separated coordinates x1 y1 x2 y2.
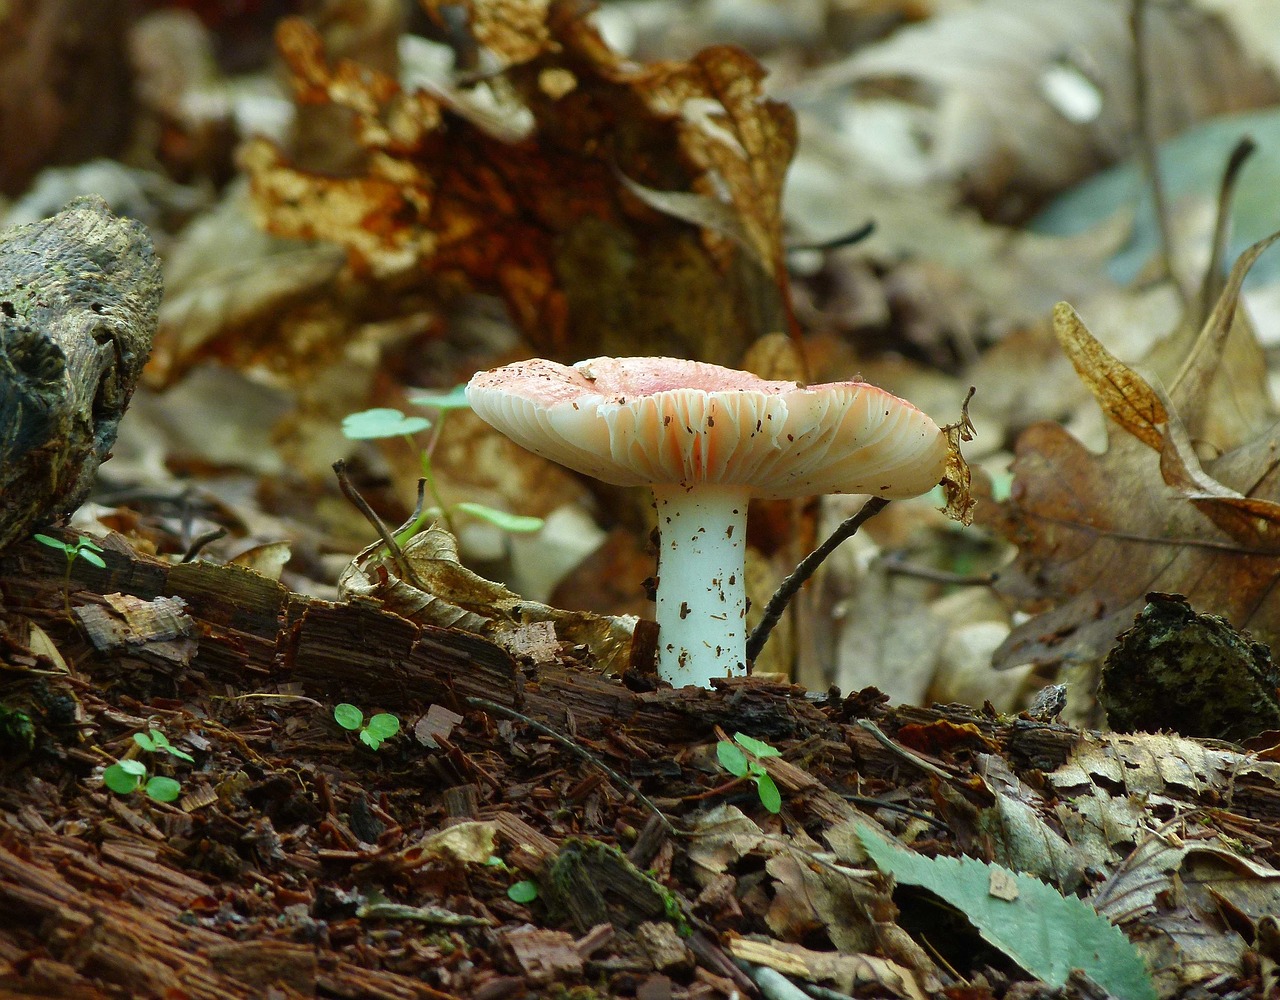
3 535 829 743
7 533 1280 836
0 196 161 549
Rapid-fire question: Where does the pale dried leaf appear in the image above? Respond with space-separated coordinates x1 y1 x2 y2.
823 0 1279 204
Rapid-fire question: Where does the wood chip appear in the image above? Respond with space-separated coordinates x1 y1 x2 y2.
500 925 583 984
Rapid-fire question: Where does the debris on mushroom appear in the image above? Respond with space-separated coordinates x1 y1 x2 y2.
467 356 947 689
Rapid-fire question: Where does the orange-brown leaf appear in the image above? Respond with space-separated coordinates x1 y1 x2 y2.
245 4 798 365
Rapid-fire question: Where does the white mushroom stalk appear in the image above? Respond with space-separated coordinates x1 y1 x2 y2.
466 356 947 689
652 483 751 686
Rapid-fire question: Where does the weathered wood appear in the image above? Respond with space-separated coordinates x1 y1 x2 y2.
0 196 160 548
2 535 827 745
6 533 1280 836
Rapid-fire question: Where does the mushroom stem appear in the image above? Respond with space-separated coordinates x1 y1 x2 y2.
652 483 750 688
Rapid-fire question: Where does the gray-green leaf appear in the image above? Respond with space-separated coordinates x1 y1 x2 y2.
409 385 472 412
342 408 431 440
857 825 1155 1000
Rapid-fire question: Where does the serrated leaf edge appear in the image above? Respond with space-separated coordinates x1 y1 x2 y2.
856 824 1155 1000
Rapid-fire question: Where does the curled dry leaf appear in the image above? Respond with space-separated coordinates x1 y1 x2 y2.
245 3 797 365
339 523 654 675
990 237 1280 670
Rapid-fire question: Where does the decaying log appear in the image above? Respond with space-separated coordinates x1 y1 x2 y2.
0 196 160 548
1 534 830 746
5 532 1280 840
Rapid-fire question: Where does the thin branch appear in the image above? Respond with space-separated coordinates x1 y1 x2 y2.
855 719 958 781
1131 0 1186 303
180 528 226 563
746 496 891 662
332 459 424 590
877 551 995 587
1195 135 1257 324
787 220 875 253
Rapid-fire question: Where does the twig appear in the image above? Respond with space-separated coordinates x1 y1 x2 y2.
877 551 995 587
1195 135 1257 324
180 528 226 563
218 693 325 708
856 719 958 781
1130 0 1186 304
786 220 875 253
463 696 676 835
838 793 951 831
746 496 891 662
332 459 425 590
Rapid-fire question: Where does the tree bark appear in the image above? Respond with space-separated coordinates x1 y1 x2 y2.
0 196 161 548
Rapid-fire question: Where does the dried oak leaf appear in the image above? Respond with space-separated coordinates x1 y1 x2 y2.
990 234 1280 670
243 3 796 365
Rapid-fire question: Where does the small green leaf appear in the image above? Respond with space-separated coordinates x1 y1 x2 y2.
146 730 195 762
716 740 750 778
78 549 107 568
453 502 544 534
334 704 364 731
360 729 384 750
409 385 472 412
734 733 781 758
33 534 70 553
485 855 508 869
342 408 431 441
755 774 782 814
103 762 143 794
366 713 401 740
133 732 158 752
507 880 539 903
75 537 103 553
145 776 183 803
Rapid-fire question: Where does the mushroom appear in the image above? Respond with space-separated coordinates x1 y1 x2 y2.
466 356 947 689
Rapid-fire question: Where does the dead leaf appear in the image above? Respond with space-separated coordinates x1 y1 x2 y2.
991 237 1280 670
245 7 797 365
724 935 927 1000
339 523 654 674
816 0 1279 215
1090 829 1280 997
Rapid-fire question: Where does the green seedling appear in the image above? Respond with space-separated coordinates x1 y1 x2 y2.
34 534 106 615
0 706 35 754
103 759 182 803
507 880 539 903
343 387 544 541
334 704 401 750
342 408 431 440
716 732 783 814
133 728 194 762
104 725 194 802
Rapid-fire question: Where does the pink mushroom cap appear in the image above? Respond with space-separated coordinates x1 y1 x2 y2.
466 356 947 500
